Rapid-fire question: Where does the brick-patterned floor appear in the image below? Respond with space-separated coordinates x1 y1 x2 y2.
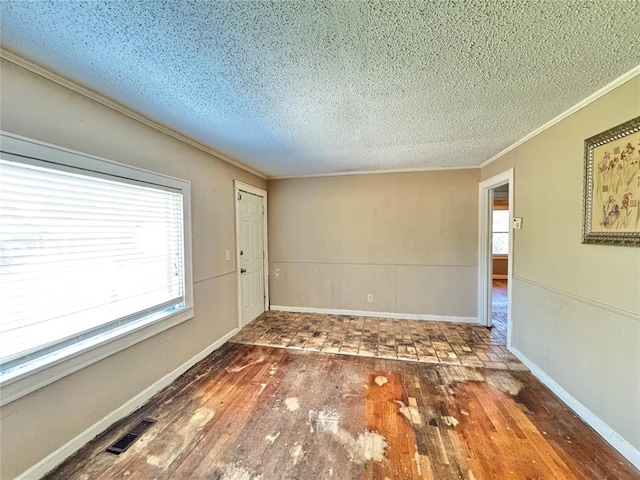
231 310 526 371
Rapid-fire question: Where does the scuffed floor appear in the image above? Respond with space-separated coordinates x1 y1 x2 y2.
491 279 508 344
44 344 639 480
232 309 522 371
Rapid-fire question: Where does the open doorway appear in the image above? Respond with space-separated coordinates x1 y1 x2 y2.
490 184 509 344
478 169 514 347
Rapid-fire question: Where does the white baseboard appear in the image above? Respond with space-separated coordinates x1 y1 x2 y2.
509 346 640 471
492 274 508 280
15 328 238 480
270 305 478 324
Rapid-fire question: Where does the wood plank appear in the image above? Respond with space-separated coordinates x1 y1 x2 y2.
363 371 421 479
43 344 640 480
169 348 288 478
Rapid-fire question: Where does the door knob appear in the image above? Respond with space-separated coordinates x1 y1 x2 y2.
240 268 247 273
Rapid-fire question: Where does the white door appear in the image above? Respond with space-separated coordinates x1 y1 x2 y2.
239 190 265 325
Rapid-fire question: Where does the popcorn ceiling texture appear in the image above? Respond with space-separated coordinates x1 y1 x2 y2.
1 1 639 177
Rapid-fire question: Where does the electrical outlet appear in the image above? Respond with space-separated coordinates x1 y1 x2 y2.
225 249 231 261
274 268 280 279
513 217 523 229
367 293 374 303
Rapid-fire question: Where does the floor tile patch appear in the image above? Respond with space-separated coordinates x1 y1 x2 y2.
231 310 526 371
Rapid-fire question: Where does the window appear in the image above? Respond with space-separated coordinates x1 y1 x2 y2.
492 209 510 255
0 133 193 402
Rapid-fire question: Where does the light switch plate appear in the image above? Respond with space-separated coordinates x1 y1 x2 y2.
225 249 231 261
513 217 523 229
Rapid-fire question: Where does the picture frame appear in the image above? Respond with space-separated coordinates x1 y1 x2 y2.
582 116 640 247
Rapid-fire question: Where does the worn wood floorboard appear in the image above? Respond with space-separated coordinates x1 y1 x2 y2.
43 343 640 480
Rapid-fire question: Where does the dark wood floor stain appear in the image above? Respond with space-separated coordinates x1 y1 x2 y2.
43 343 639 480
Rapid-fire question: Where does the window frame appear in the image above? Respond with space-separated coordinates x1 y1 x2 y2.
491 207 510 257
0 131 194 406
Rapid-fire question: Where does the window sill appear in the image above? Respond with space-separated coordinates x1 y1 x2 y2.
0 305 194 407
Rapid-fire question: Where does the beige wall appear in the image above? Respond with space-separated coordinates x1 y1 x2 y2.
2 53 637 476
482 77 640 453
268 169 480 318
0 59 266 479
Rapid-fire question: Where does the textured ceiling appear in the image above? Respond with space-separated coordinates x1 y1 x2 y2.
1 1 639 178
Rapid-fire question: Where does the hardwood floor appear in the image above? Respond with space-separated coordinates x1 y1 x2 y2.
44 343 639 480
491 279 508 344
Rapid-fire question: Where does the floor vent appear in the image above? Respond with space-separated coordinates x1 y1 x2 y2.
106 419 156 455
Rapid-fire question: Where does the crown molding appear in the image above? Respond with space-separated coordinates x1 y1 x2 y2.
0 48 267 179
480 64 640 169
269 164 477 180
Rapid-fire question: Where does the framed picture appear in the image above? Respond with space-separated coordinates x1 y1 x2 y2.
583 116 640 246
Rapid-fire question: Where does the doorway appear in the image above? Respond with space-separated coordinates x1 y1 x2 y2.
478 169 514 347
234 181 269 328
491 183 509 343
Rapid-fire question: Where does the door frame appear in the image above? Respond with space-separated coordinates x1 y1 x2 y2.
477 168 514 347
234 180 269 328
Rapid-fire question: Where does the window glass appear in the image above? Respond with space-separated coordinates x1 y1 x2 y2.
1 157 186 371
492 210 509 255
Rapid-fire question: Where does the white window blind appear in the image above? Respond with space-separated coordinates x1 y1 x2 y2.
0 157 185 370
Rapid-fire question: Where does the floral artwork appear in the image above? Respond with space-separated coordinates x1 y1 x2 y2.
583 116 640 246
